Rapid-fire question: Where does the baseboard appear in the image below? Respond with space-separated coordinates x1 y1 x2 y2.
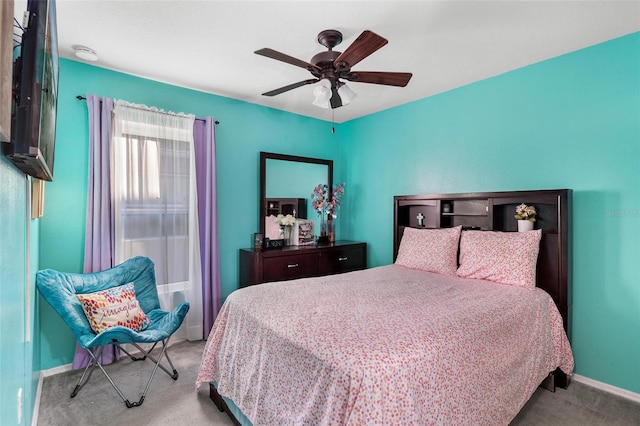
41 362 73 378
573 374 640 404
31 372 43 426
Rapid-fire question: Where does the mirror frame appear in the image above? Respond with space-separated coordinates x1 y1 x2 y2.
259 151 333 238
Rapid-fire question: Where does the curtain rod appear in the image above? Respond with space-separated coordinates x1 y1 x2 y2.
76 95 219 125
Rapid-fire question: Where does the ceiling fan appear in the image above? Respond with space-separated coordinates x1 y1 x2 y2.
255 29 413 109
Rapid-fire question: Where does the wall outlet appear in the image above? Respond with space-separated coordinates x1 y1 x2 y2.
17 387 23 424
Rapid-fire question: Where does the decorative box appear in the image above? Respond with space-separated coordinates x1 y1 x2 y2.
292 219 315 246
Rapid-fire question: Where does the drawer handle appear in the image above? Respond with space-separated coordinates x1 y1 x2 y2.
338 257 348 261
287 263 299 268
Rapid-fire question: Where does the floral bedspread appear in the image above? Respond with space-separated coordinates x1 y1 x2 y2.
196 265 573 425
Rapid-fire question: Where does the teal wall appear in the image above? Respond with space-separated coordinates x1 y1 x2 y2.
0 157 39 426
340 32 640 394
38 59 341 369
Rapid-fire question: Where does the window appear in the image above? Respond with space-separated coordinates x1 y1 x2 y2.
111 102 202 340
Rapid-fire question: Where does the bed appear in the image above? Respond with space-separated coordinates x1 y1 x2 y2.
196 189 574 425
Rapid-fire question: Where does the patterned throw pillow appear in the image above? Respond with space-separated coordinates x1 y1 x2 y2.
456 230 542 288
76 283 150 334
395 226 462 275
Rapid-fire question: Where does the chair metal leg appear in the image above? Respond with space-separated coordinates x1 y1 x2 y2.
86 348 136 406
119 342 158 362
163 344 179 380
71 346 103 398
130 340 178 379
139 339 170 401
73 338 178 408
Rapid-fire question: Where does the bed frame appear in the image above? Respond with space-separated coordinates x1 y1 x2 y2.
393 189 572 389
210 189 572 420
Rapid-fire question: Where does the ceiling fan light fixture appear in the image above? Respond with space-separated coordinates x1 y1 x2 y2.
337 82 357 105
73 45 98 62
312 78 332 108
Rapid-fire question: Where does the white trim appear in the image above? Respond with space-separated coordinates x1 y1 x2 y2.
40 363 72 378
31 372 43 426
573 374 640 404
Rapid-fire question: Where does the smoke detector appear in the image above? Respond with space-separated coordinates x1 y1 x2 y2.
73 45 98 62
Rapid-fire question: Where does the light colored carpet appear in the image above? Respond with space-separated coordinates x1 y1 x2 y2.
37 340 233 426
37 340 640 426
511 378 640 425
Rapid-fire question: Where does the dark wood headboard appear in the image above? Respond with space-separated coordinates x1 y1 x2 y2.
393 190 572 332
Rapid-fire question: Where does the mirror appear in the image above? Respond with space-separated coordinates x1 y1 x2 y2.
260 152 333 240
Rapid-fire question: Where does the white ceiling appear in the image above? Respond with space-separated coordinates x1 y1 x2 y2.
15 1 640 123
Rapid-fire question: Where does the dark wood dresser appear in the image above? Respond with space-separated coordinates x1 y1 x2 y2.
239 240 367 287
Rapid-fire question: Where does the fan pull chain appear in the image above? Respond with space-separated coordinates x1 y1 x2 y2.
331 109 335 134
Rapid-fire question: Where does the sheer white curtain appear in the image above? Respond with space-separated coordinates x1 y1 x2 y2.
111 100 202 341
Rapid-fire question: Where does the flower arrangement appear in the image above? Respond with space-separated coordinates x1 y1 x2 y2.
275 214 296 227
311 182 346 219
514 203 536 222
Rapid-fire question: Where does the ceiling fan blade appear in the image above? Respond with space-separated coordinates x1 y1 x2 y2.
262 78 319 97
334 30 388 70
330 87 342 109
343 71 413 87
255 48 321 72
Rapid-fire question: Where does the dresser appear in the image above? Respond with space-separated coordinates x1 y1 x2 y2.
239 240 367 287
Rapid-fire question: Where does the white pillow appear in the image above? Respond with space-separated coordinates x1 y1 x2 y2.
76 283 150 334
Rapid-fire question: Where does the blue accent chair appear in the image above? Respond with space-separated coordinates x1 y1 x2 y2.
36 256 190 408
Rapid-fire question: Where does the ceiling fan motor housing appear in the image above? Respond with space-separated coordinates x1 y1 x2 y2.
310 50 343 82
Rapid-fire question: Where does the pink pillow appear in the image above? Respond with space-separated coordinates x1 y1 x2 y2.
395 226 462 275
456 230 542 288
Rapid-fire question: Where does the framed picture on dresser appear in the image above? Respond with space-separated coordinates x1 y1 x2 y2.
253 233 264 251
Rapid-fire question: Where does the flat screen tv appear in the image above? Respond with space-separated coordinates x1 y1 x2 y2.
3 0 59 181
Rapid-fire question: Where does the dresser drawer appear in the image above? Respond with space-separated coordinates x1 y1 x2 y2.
263 253 319 282
319 246 365 275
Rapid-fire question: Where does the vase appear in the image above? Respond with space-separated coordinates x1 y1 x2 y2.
279 225 289 246
317 215 329 245
282 225 294 246
287 226 295 246
517 220 534 232
327 218 335 243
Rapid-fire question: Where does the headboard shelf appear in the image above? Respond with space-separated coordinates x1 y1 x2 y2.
397 199 437 207
442 212 488 216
